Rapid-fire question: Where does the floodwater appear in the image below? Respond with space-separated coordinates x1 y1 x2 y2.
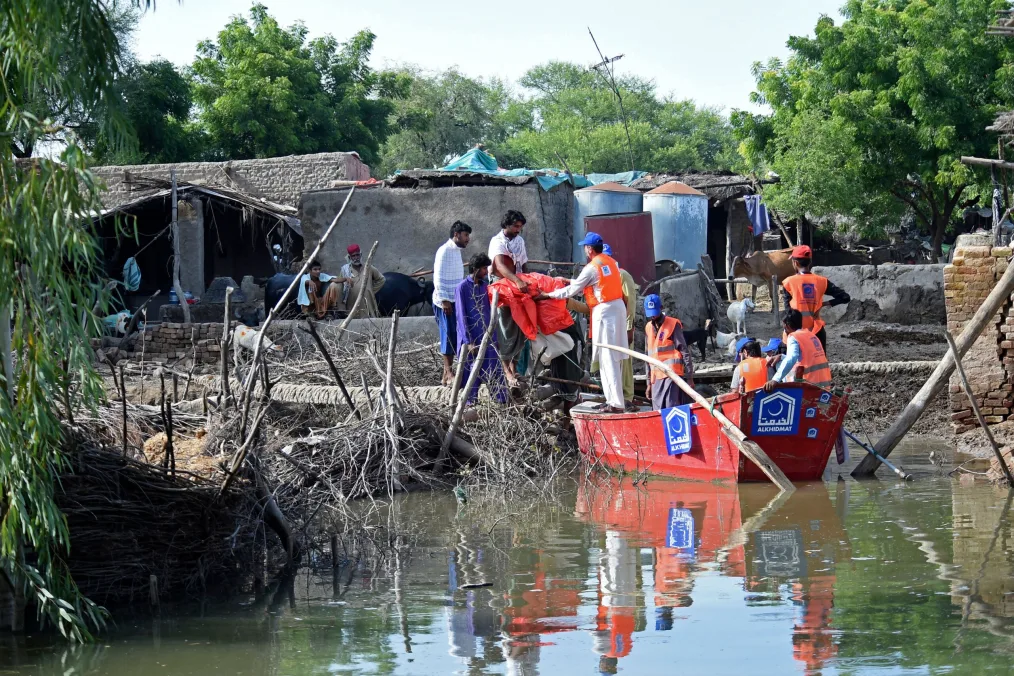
5 443 1014 675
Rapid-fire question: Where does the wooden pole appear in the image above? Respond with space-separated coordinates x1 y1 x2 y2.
946 332 1014 485
221 287 233 406
300 319 361 419
771 275 779 324
119 362 127 456
237 187 356 438
437 291 499 472
449 343 467 409
961 156 1014 171
170 169 191 324
853 254 1014 476
595 342 795 492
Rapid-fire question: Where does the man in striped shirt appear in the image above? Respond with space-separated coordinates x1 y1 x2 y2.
433 220 472 385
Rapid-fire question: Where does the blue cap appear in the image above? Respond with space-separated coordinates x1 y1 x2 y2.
644 294 662 317
603 243 613 256
578 232 603 247
761 338 782 354
734 336 753 362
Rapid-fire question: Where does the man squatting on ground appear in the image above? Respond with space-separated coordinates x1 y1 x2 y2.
340 244 386 319
297 260 345 319
432 220 472 385
538 232 629 413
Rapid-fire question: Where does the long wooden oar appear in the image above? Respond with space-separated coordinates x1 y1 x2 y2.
594 342 795 493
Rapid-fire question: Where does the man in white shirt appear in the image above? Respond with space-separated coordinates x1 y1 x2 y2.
297 260 345 319
432 221 472 385
488 209 529 385
537 232 629 413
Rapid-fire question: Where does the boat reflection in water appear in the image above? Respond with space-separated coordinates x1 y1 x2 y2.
571 477 852 675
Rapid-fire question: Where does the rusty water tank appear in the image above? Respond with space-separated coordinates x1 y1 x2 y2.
642 181 708 270
582 212 655 288
573 182 643 263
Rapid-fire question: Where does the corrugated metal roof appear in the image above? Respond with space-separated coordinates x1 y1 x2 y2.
576 181 641 194
645 181 707 197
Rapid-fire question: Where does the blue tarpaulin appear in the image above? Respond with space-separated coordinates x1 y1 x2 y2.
436 148 592 191
586 171 647 187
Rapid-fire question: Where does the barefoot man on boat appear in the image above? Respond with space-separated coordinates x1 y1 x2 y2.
537 232 629 413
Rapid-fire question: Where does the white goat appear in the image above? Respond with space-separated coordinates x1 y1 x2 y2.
727 298 756 335
232 324 283 374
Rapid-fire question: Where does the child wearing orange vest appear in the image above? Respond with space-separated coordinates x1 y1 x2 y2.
765 309 833 391
780 245 850 351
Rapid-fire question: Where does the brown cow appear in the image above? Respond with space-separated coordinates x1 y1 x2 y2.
730 248 796 301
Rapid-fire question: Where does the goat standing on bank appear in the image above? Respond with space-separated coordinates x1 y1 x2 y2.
727 298 755 335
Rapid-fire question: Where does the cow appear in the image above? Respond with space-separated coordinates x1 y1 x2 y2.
263 272 300 318
729 249 796 302
375 272 435 317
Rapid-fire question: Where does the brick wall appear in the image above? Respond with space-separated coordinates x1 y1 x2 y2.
92 152 371 209
944 244 1014 433
127 323 226 364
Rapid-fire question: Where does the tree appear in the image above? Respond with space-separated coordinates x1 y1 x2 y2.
90 59 199 164
2 0 143 640
376 68 520 177
503 61 736 175
737 0 1014 260
190 4 404 165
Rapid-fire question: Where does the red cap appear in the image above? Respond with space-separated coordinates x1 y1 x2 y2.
791 245 812 259
347 244 361 255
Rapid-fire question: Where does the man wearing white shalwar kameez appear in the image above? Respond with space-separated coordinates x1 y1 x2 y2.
539 232 629 413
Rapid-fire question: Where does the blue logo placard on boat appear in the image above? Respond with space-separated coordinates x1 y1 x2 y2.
805 407 816 419
807 427 818 439
819 391 831 404
661 405 693 455
752 388 803 436
667 507 695 555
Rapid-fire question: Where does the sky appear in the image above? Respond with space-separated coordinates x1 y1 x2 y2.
133 0 846 113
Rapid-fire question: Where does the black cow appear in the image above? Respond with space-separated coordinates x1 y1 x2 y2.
376 273 435 317
263 273 300 318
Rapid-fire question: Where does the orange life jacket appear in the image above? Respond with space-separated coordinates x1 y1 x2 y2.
739 356 769 392
583 254 624 311
783 273 829 333
646 316 685 383
791 328 832 389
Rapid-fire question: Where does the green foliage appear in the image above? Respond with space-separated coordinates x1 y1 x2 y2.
736 0 1014 259
376 68 518 177
1 0 134 641
190 3 402 165
501 61 736 175
91 59 199 164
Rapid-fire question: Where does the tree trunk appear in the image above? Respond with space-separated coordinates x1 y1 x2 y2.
931 216 946 263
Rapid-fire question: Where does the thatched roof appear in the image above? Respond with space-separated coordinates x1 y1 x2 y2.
629 171 775 202
987 111 1014 134
387 170 541 188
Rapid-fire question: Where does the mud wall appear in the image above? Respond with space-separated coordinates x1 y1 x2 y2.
944 242 1014 433
299 184 574 275
815 264 946 326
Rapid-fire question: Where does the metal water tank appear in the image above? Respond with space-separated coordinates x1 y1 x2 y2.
573 182 643 263
582 212 655 288
643 181 708 270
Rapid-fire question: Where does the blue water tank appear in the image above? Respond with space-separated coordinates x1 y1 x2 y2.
572 182 643 263
642 181 708 269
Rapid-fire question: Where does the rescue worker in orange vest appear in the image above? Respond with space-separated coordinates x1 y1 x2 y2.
539 232 629 413
644 294 695 410
730 337 770 393
764 309 833 392
780 245 850 352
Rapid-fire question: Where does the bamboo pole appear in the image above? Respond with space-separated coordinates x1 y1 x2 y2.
119 362 127 456
853 255 1014 476
449 343 467 408
946 332 1014 485
595 342 795 492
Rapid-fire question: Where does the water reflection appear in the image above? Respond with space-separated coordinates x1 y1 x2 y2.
11 454 1014 675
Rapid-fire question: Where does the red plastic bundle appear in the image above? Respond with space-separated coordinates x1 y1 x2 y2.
489 272 574 340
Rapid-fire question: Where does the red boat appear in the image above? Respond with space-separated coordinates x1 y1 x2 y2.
572 383 848 483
